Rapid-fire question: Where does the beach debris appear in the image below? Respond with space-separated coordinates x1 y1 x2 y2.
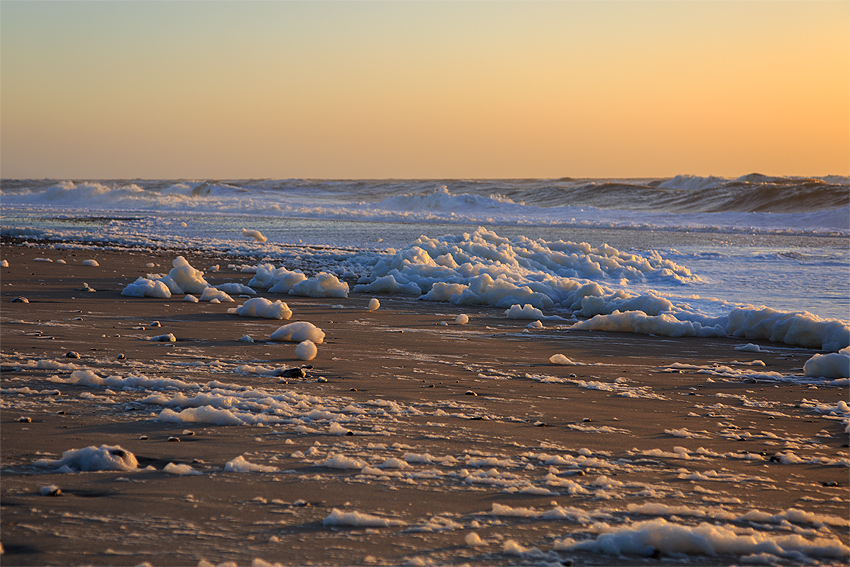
368 297 380 311
82 259 99 267
77 282 96 292
65 351 81 359
148 333 177 342
180 222 187 227
456 314 469 325
167 436 180 442
117 353 126 360
18 416 31 423
549 354 574 365
0 259 8 267
276 367 307 379
317 376 328 383
464 390 477 396
242 228 267 243
238 334 255 343
40 485 61 497
145 262 155 268
57 259 67 264
150 321 162 327
270 321 325 344
229 297 292 319
34 257 53 262
184 294 199 302
527 320 543 329
10 296 29 303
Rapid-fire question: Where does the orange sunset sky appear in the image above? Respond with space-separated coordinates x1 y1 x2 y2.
1 1 848 180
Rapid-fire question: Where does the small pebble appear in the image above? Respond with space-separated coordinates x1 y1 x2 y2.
18 416 31 423
464 390 477 396
10 296 28 303
65 351 80 359
167 437 180 442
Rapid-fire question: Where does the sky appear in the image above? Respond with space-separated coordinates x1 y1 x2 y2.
1 1 848 180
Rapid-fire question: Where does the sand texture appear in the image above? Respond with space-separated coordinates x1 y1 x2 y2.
1 241 848 566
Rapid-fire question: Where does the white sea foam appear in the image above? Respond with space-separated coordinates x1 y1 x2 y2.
34 445 138 472
269 321 325 344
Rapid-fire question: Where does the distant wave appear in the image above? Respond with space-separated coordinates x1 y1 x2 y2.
2 175 848 235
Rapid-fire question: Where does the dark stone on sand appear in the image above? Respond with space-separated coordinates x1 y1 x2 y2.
278 367 306 378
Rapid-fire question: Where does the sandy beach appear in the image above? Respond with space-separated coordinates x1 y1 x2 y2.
1 238 848 566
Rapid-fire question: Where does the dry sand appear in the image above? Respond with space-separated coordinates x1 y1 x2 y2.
1 240 848 566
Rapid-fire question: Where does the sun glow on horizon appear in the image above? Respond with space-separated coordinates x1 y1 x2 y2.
1 1 847 180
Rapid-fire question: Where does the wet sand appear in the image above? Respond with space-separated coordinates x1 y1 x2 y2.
1 240 848 566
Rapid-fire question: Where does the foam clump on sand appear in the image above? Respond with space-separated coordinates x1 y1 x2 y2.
355 228 695 309
555 517 850 560
349 228 848 351
224 455 278 473
247 264 347 298
456 314 469 325
167 256 209 294
295 340 318 361
230 297 292 320
199 287 234 302
248 264 307 292
242 228 267 243
804 347 850 379
34 445 138 472
214 282 256 295
121 277 172 299
0 259 8 267
505 304 544 320
368 298 380 311
163 462 202 476
290 272 349 298
322 508 406 527
82 259 99 266
270 321 325 344
149 333 176 342
549 354 575 365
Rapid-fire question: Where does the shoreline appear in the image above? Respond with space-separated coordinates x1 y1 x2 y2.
1 240 848 566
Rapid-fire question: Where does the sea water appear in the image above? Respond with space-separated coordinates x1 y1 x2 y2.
2 174 848 328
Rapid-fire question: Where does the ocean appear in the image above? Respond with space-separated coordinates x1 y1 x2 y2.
2 174 848 349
